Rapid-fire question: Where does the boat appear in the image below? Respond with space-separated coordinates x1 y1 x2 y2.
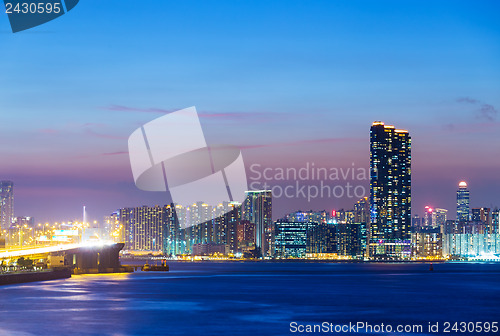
141 260 169 272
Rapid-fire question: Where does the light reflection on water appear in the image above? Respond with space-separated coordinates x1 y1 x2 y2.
0 262 499 336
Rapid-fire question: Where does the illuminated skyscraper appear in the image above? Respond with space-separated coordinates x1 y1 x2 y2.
188 202 213 229
354 197 370 224
118 204 181 254
284 210 329 224
183 202 241 254
369 122 412 259
0 181 14 232
456 181 470 222
274 221 313 258
243 190 273 257
423 207 448 228
492 209 499 234
433 208 448 229
132 205 164 251
471 207 494 233
471 207 491 224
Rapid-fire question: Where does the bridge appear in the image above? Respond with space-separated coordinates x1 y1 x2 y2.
0 243 86 259
0 242 131 274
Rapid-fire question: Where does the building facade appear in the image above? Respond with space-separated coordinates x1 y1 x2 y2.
274 221 315 258
412 226 443 258
456 181 470 222
443 233 500 257
336 222 367 259
0 181 14 233
369 122 412 259
243 190 273 257
118 204 181 254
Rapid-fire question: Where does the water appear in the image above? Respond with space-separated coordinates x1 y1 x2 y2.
1 262 499 336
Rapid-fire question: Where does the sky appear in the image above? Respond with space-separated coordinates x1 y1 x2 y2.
1 0 499 223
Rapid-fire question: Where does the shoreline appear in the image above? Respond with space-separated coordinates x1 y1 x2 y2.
0 269 72 286
121 258 451 264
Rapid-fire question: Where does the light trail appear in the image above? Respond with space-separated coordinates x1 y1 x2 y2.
0 241 116 259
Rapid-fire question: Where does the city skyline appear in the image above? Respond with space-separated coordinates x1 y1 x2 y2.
1 1 499 222
1 2 499 335
1 133 498 226
2 125 498 260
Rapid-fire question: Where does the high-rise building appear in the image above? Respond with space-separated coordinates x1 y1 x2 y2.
413 229 443 259
493 209 499 234
423 207 448 228
132 205 164 251
188 202 213 229
471 207 491 224
443 232 500 257
163 204 182 255
0 181 14 232
433 208 448 228
412 215 421 227
456 181 470 222
237 220 255 253
307 222 337 254
336 222 367 259
13 216 34 228
182 202 241 254
118 204 181 254
369 121 412 259
243 191 273 257
354 197 370 224
284 210 329 224
274 221 314 258
424 206 433 226
120 207 134 249
472 207 494 233
103 212 123 242
335 209 354 224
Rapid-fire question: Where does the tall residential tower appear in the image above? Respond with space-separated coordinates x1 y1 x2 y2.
456 181 470 222
369 122 411 259
0 181 14 232
243 190 273 257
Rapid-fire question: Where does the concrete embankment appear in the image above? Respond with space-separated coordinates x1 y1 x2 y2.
0 269 71 286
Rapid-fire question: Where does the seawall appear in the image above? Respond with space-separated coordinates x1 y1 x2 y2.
0 269 72 286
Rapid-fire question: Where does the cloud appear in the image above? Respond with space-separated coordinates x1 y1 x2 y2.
103 105 176 114
38 123 126 140
39 128 58 134
478 104 497 122
101 151 128 156
456 97 479 104
83 122 108 127
199 111 272 122
442 122 500 134
456 97 498 122
239 137 363 149
101 105 279 122
83 128 127 140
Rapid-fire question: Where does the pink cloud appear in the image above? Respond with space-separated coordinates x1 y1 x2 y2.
442 122 500 134
103 105 176 114
39 128 58 134
456 97 498 122
101 151 128 156
83 128 127 140
101 105 280 122
239 137 364 149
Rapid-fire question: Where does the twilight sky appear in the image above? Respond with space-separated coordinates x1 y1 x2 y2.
1 0 499 223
